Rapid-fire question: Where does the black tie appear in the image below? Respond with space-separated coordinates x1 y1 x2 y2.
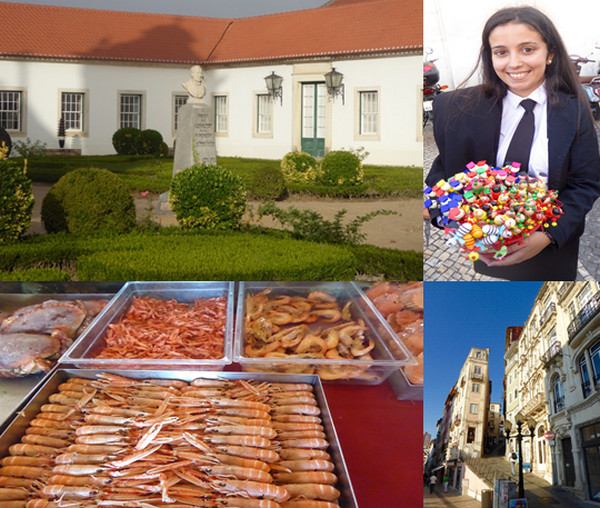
504 98 536 173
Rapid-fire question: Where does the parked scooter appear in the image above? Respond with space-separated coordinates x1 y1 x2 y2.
423 49 447 127
570 53 600 121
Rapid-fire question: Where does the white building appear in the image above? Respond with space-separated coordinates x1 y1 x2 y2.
541 282 600 503
0 0 423 166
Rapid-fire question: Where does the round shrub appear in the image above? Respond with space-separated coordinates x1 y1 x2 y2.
134 129 164 156
112 127 141 155
0 159 34 243
280 151 319 183
169 164 246 231
250 166 288 201
41 168 136 234
160 142 170 157
320 150 363 187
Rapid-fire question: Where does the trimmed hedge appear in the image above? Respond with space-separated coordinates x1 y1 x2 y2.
280 151 319 183
169 164 246 231
250 166 288 201
320 150 363 187
0 268 71 282
112 127 141 155
77 234 355 280
350 245 423 281
0 158 34 243
41 168 136 234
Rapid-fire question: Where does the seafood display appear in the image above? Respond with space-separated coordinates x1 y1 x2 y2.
0 372 346 507
364 282 423 386
0 299 109 377
238 285 409 383
93 296 227 360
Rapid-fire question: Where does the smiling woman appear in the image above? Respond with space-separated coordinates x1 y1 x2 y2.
424 6 600 281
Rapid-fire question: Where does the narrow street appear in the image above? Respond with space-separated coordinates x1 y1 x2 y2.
425 455 598 508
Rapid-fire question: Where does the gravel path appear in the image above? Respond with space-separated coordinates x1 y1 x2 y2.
30 185 422 252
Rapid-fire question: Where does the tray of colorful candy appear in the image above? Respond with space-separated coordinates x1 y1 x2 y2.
424 161 563 260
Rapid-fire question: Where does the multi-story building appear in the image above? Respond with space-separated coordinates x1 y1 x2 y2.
486 402 502 454
504 282 600 503
504 326 523 455
540 281 600 503
447 348 491 461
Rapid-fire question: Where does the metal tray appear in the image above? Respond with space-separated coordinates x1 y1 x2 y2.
0 368 358 508
0 290 118 425
234 281 415 384
59 281 235 370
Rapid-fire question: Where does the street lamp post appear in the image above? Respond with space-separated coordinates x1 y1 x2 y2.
527 417 537 474
504 420 512 459
515 413 525 499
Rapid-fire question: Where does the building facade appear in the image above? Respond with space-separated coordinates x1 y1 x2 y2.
541 282 600 503
0 0 422 165
504 282 600 503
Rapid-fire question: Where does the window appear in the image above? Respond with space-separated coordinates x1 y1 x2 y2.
514 388 517 400
590 341 600 388
568 302 577 321
467 427 476 444
577 284 593 310
470 403 478 414
580 355 591 398
472 383 480 393
256 94 272 134
552 375 565 413
359 91 378 135
473 366 482 377
0 90 23 132
173 94 187 132
60 91 86 134
475 351 482 359
214 95 228 134
119 93 143 129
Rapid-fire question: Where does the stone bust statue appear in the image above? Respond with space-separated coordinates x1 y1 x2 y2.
182 65 206 103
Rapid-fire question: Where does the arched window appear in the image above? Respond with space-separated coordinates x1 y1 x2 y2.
579 355 592 398
590 341 600 389
552 375 564 413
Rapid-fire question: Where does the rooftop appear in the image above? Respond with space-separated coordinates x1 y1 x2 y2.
0 0 421 65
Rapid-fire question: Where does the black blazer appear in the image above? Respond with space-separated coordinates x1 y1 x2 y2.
426 86 600 280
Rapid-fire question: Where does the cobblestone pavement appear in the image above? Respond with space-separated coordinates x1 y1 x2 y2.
423 123 600 281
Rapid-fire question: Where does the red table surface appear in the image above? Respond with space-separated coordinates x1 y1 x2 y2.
324 382 423 508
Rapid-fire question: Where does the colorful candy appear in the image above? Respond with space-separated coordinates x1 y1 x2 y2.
424 161 563 261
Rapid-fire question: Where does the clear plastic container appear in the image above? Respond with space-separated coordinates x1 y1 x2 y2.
59 281 234 370
234 281 416 384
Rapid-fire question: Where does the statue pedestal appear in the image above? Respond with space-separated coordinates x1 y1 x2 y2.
158 102 217 214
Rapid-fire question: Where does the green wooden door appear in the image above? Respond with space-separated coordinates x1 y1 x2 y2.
301 83 326 157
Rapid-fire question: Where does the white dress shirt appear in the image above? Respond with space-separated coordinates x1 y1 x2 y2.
496 82 549 184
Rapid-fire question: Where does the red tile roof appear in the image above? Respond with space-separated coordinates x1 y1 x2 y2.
0 0 421 65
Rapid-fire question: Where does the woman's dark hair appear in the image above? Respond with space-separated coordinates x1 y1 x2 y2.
467 7 585 107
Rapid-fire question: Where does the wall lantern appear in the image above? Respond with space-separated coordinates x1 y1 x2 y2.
324 67 345 104
264 71 283 105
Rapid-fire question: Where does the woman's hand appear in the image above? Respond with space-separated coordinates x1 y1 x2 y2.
423 207 431 220
479 231 551 267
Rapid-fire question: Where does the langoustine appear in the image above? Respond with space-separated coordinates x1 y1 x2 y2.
0 374 343 506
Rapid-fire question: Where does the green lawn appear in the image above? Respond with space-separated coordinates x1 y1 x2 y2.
22 155 423 198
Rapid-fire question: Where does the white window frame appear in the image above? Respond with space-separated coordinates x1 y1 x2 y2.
213 94 229 136
354 87 380 141
172 93 188 137
59 89 88 137
0 87 27 136
470 403 478 414
472 383 480 393
117 91 145 130
253 92 273 138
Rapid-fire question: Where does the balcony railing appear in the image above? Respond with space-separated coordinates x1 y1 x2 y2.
568 291 600 340
541 341 562 366
554 395 565 413
539 302 556 328
523 392 545 415
472 371 483 380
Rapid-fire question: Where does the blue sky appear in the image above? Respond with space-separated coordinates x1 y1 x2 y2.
423 281 544 440
1 0 327 17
